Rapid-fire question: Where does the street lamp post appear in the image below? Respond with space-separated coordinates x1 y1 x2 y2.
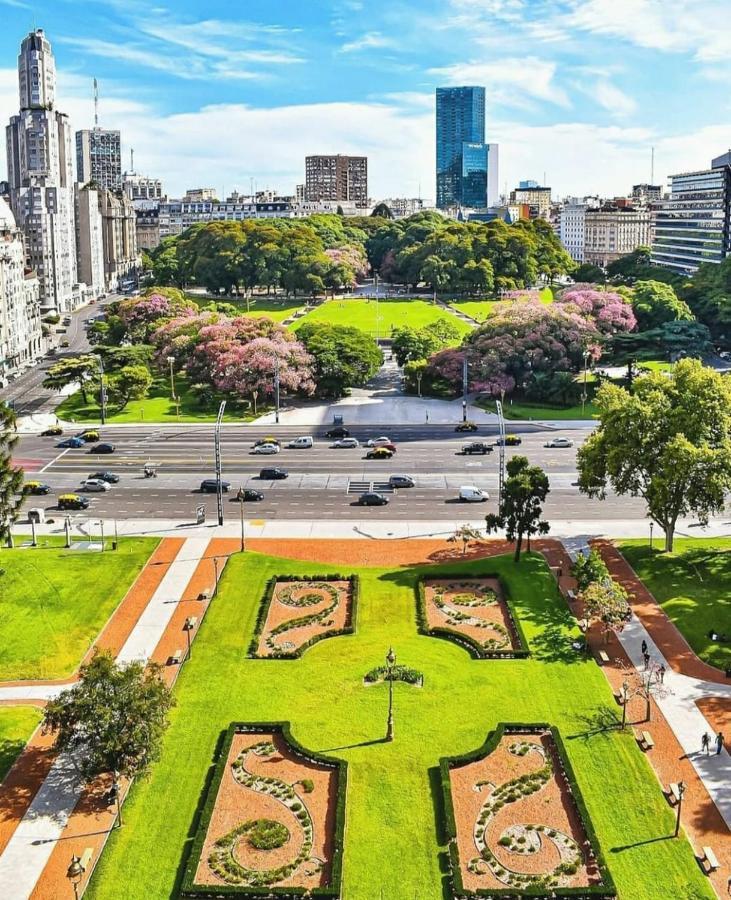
674 780 686 837
375 273 380 344
66 855 84 900
112 771 122 827
166 356 176 400
252 389 258 417
95 354 106 426
581 351 590 415
461 356 468 423
385 647 396 742
184 616 195 660
620 679 630 730
238 487 246 553
214 401 226 527
495 400 506 509
649 521 654 549
213 556 220 597
274 354 280 425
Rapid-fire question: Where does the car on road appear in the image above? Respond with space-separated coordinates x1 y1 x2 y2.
389 475 414 488
365 436 392 447
325 426 350 438
367 440 397 452
89 471 119 484
236 488 264 502
358 491 389 506
459 485 489 502
287 436 313 449
544 437 574 448
366 447 394 460
251 443 280 455
80 478 111 492
259 467 288 480
41 425 63 436
58 493 90 510
495 435 522 446
462 442 493 455
331 437 360 448
455 421 478 433
78 430 99 442
253 436 280 447
200 479 231 493
88 442 115 454
57 436 85 448
22 481 51 495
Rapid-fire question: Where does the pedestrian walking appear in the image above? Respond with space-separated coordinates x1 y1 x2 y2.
658 664 666 684
641 639 648 656
716 732 725 755
701 732 711 755
643 650 650 670
425 411 429 424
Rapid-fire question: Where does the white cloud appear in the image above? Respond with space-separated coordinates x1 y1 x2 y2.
430 57 571 108
589 79 637 117
340 32 396 53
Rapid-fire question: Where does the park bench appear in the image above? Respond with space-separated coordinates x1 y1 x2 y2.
667 783 681 804
567 589 576 601
597 650 610 665
169 648 183 665
80 847 93 871
701 846 719 872
198 586 213 601
640 730 655 750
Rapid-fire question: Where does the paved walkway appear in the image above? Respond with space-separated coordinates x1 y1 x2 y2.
0 537 211 900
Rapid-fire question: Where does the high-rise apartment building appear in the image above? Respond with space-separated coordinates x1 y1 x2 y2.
5 29 78 312
510 184 552 219
436 86 492 210
305 155 368 205
123 172 164 202
76 128 122 191
651 153 731 274
75 183 106 296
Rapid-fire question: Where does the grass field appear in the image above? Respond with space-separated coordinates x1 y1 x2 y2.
0 538 158 681
87 550 711 900
449 286 554 323
479 398 600 420
619 538 731 671
220 296 306 322
0 707 42 782
292 297 472 339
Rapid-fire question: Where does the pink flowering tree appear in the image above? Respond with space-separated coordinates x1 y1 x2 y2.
210 336 315 403
117 293 197 342
151 311 221 363
557 289 636 335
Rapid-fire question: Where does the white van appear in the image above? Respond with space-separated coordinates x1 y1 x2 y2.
459 485 489 503
287 436 313 449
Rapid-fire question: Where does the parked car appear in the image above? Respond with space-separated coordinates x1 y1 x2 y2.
89 471 119 483
79 430 100 442
57 436 84 448
88 443 115 454
259 467 288 480
455 421 478 433
325 426 350 438
331 437 360 448
41 425 63 436
459 485 489 503
365 436 392 447
287 436 313 449
60 339 70 348
389 475 414 488
462 442 493 455
200 479 231 493
495 435 522 446
23 481 51 495
358 492 389 506
58 493 90 510
366 447 394 460
80 478 111 492
251 443 280 455
253 436 280 447
236 488 264 502
544 437 574 448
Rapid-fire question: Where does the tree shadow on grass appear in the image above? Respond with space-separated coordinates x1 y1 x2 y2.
611 834 673 852
565 706 621 741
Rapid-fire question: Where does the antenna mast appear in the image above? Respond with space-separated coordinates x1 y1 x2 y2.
130 148 134 173
93 78 99 127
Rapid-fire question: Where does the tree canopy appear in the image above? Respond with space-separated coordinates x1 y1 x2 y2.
485 455 550 561
297 321 382 398
631 280 694 330
0 404 23 545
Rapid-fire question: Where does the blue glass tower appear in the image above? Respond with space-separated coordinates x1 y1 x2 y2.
436 86 487 209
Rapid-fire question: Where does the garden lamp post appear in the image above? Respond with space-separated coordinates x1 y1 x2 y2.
674 780 686 837
386 646 396 742
581 350 590 415
252 389 258 417
213 556 220 596
649 521 654 549
237 487 246 552
66 855 84 900
166 356 176 400
111 770 122 827
620 679 630 730
184 616 195 660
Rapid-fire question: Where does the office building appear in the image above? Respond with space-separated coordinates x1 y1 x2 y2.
76 128 122 191
651 153 731 274
436 86 492 210
510 183 552 219
632 183 662 204
5 29 78 312
184 188 217 202
305 155 367 205
123 172 164 202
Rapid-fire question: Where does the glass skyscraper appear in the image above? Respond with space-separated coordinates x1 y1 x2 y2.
436 86 487 209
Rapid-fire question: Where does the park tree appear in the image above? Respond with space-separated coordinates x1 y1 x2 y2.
485 456 550 561
0 404 23 546
577 359 731 551
43 651 174 787
43 355 98 404
571 547 610 591
297 322 382 398
107 365 153 411
447 523 484 556
572 263 605 283
580 577 630 645
391 318 461 367
631 280 694 330
371 202 393 219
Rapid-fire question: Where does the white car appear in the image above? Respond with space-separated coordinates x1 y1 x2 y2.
366 436 392 447
459 485 489 502
287 436 313 449
251 443 280 455
544 437 574 448
80 478 110 492
331 437 360 448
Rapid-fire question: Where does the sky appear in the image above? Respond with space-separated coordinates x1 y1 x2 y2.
0 0 730 201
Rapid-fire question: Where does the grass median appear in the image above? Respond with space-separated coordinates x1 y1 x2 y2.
0 707 42 782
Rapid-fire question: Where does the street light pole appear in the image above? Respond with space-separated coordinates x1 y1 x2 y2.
581 350 590 415
674 780 686 837
213 556 220 596
274 354 280 425
96 354 106 426
462 356 468 423
621 679 630 730
167 356 176 400
649 521 654 549
214 401 226 526
375 273 380 344
495 399 506 509
386 647 396 742
184 616 194 660
239 489 246 553
66 855 84 900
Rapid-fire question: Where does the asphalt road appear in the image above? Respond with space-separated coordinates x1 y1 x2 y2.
14 422 647 522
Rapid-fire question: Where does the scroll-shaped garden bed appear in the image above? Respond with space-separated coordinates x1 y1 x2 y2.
440 724 615 898
418 577 528 658
250 575 358 659
181 723 346 898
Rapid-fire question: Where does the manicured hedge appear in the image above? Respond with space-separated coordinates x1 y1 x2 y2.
248 575 359 659
439 722 616 899
416 575 530 659
180 721 348 898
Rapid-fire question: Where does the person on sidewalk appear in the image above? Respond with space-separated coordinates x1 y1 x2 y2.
641 639 648 656
643 650 650 670
702 732 711 755
716 732 725 755
658 664 666 684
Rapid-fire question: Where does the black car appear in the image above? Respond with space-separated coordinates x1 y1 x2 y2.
40 425 63 437
89 442 115 454
462 442 493 455
237 488 264 502
388 475 414 488
58 494 90 510
259 467 288 480
325 426 350 438
90 471 119 483
358 492 389 506
455 421 478 433
200 479 231 493
495 435 522 446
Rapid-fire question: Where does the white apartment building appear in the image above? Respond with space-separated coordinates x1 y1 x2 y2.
75 183 106 296
0 197 42 384
560 198 652 267
123 172 163 202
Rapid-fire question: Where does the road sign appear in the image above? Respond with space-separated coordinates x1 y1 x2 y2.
196 505 206 524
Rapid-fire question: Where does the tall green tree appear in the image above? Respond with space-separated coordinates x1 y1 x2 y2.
43 355 98 404
0 404 23 546
297 321 382 398
107 365 154 411
391 319 460 366
485 456 550 561
631 280 694 330
577 359 731 551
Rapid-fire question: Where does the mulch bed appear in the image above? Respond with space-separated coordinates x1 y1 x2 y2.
193 731 338 891
424 578 519 654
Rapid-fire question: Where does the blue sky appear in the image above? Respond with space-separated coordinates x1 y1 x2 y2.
1 0 730 200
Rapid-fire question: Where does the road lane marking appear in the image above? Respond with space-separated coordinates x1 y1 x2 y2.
39 447 70 473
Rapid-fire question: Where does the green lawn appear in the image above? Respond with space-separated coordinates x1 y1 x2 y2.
619 538 731 671
448 287 554 323
0 707 42 782
56 374 270 425
87 550 710 900
292 297 472 339
219 296 306 322
479 398 600 420
0 538 159 681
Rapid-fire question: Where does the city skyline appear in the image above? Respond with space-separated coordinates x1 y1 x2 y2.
0 2 730 200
